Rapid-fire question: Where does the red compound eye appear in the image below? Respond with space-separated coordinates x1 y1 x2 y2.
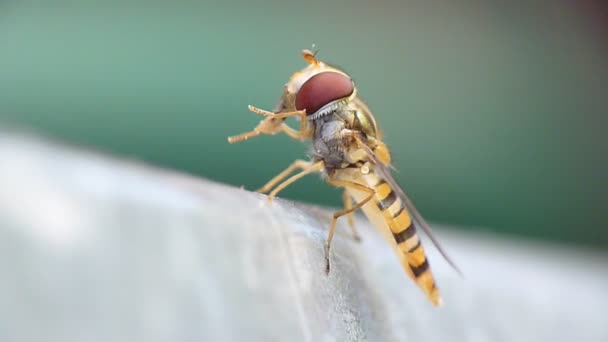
295 71 354 115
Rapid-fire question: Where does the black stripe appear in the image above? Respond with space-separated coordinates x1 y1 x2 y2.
406 239 421 253
393 222 416 244
410 259 429 278
378 189 397 210
392 206 405 219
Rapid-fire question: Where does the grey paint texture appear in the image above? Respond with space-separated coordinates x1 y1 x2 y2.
0 133 606 341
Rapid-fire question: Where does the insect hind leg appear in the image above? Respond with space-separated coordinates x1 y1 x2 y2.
342 190 361 242
324 177 375 274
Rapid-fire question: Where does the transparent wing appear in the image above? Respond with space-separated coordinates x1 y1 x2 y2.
354 133 463 276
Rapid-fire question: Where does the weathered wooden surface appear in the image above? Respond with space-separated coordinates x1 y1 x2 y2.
0 132 606 342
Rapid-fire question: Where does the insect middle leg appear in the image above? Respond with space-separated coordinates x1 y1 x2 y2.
258 159 313 194
263 160 324 200
324 177 375 274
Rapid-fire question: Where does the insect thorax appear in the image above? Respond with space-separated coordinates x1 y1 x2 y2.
310 104 378 170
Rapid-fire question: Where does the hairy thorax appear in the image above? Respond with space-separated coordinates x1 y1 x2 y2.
311 104 380 171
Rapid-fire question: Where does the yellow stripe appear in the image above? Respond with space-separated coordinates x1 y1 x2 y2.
350 170 442 306
386 197 402 217
389 208 412 233
399 236 420 253
375 182 392 201
408 245 427 267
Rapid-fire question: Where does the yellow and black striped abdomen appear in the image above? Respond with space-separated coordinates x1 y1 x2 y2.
373 180 442 306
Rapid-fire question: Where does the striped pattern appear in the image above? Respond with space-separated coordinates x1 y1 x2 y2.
371 179 441 306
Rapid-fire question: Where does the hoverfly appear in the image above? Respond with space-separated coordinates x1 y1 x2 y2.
228 49 459 306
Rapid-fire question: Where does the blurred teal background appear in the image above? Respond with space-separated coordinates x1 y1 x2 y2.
1 1 606 248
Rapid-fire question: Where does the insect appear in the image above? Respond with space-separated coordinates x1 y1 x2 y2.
228 49 459 306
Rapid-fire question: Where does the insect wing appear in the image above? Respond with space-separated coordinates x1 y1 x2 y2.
354 134 462 275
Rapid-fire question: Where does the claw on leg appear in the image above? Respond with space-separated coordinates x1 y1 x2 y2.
324 242 331 275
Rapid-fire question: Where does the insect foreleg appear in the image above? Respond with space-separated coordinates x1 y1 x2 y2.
279 123 312 140
248 105 311 140
227 117 284 143
227 106 311 143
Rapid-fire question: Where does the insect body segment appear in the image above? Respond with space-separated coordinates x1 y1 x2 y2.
371 175 440 305
228 49 455 306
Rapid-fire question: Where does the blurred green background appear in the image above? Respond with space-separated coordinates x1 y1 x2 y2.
1 1 606 248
